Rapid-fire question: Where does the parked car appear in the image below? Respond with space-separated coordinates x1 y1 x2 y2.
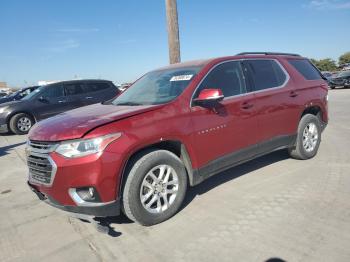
0 79 120 134
341 63 350 71
0 86 39 105
0 93 7 97
27 52 328 226
329 70 350 89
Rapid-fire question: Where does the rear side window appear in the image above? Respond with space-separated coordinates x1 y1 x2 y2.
195 61 246 98
64 83 85 96
85 82 111 93
288 59 322 80
245 60 287 91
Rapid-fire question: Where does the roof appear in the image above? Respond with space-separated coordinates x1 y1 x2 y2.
44 79 112 86
154 52 305 71
154 59 212 71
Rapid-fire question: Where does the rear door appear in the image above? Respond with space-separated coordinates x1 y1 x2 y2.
62 82 86 110
244 59 300 152
190 60 258 173
83 81 119 105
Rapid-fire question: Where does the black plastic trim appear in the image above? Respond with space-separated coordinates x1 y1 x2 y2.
191 135 296 186
28 182 120 217
237 52 301 57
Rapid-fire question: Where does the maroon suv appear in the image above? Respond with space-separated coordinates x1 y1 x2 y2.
27 52 328 226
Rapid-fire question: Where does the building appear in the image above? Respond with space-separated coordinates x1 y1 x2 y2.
0 82 12 94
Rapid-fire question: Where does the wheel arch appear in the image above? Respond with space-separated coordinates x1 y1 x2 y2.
7 111 37 122
300 105 323 121
118 140 196 199
6 111 37 127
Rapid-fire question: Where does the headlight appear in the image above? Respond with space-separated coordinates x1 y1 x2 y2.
0 107 7 114
55 133 122 158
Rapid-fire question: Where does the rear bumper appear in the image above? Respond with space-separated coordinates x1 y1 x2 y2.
28 182 121 217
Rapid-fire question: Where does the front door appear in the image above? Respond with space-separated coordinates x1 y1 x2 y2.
33 84 69 120
190 61 258 175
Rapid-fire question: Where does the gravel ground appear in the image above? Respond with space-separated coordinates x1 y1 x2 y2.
0 89 349 262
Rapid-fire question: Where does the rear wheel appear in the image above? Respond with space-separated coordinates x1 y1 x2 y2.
288 114 321 160
9 113 34 135
122 150 187 226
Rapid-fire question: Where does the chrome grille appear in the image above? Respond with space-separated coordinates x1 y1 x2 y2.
27 141 57 154
26 140 58 186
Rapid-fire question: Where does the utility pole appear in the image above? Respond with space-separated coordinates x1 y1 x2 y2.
165 0 181 64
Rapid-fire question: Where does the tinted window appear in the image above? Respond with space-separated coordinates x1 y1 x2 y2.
85 82 111 93
40 85 64 98
246 60 287 91
338 71 350 77
195 61 246 98
64 83 85 96
288 59 322 80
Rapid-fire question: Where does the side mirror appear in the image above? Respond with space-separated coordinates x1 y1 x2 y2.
193 88 224 107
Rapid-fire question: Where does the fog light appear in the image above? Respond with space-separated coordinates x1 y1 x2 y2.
76 187 101 202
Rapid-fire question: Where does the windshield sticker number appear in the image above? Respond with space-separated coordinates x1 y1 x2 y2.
170 74 193 81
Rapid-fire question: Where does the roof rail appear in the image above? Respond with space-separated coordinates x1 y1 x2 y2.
237 52 301 57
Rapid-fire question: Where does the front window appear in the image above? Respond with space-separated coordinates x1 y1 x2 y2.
194 61 246 98
112 66 202 106
22 86 44 100
22 85 64 100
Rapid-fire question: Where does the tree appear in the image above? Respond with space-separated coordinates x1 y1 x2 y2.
339 52 350 66
311 58 337 71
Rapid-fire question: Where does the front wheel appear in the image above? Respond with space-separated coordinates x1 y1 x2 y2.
288 114 321 160
122 150 188 226
9 113 35 135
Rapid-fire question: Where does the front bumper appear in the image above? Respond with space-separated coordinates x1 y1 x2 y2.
28 182 121 217
0 123 8 133
26 140 125 217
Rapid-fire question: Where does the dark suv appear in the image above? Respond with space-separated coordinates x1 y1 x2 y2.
27 53 328 226
0 79 119 134
329 70 350 89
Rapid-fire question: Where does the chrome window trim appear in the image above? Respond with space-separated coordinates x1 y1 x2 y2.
190 58 290 107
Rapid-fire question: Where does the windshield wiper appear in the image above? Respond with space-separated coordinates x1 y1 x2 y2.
115 102 143 106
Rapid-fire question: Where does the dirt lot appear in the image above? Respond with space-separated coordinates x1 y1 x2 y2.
0 89 349 262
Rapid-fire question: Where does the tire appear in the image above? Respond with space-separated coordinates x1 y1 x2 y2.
122 150 188 226
330 85 335 89
9 113 34 135
288 114 321 160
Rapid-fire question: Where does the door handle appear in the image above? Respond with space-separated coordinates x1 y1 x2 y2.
241 101 254 109
85 96 93 99
58 100 66 103
289 91 298 97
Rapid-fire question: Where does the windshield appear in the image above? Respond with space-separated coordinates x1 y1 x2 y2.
112 66 202 106
6 91 19 98
337 71 350 77
22 86 45 100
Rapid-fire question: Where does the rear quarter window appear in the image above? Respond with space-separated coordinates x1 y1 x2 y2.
288 59 322 80
85 82 112 93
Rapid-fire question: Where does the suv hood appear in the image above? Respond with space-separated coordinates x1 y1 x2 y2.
0 100 24 107
29 103 162 141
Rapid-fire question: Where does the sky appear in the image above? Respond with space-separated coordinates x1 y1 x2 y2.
0 0 349 87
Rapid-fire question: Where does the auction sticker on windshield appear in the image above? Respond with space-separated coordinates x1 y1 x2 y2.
170 74 193 81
